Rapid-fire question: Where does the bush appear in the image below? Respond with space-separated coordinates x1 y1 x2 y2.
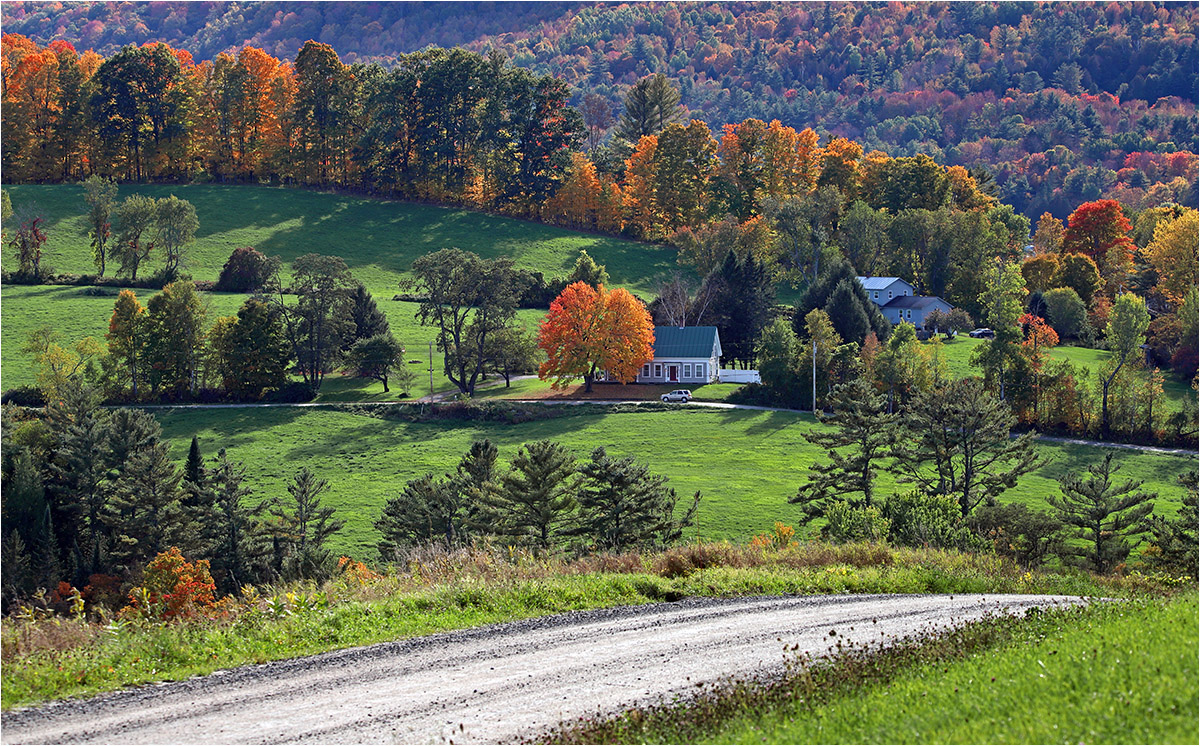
883 491 986 552
968 503 1064 570
1 387 46 407
824 502 890 544
215 247 274 292
266 381 317 403
122 547 216 621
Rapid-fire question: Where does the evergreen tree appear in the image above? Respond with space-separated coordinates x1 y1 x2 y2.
1144 470 1198 578
564 250 609 289
377 440 499 558
346 283 390 345
708 250 775 368
1048 454 1156 574
573 447 690 550
792 379 896 524
795 257 890 344
203 450 269 593
1 530 34 610
184 436 204 485
823 279 871 346
104 408 163 473
104 442 188 575
485 440 577 549
890 378 1042 518
271 467 345 579
45 389 111 578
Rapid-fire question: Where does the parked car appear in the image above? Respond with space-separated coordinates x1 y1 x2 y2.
661 389 693 403
968 328 995 338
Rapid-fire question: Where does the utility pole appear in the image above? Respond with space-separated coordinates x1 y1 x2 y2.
428 340 434 402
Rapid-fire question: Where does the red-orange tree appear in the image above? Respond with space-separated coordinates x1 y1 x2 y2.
1061 199 1136 293
538 282 654 393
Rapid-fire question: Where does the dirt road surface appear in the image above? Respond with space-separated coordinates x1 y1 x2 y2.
2 593 1082 745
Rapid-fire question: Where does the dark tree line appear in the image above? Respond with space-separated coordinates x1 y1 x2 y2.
376 439 701 558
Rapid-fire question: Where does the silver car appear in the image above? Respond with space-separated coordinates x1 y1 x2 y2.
661 389 693 403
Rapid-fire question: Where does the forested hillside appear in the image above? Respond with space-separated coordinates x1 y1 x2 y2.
3 1 1197 217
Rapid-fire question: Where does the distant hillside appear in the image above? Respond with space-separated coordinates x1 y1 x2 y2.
3 1 1197 216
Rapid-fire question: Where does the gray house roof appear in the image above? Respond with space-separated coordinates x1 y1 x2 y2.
653 326 721 358
856 276 910 291
882 295 951 310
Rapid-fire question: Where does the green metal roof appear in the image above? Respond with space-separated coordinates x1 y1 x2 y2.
653 326 720 359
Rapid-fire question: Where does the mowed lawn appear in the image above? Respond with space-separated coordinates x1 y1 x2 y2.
1 183 675 297
152 406 1195 561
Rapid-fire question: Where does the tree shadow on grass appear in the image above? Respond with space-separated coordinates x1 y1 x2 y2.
155 406 312 453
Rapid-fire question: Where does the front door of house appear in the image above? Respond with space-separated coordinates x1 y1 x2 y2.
668 365 679 382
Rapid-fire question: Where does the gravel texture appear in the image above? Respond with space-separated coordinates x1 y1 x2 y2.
0 593 1083 744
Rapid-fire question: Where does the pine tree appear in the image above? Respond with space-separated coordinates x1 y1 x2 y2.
104 442 188 575
204 450 269 593
1048 454 1156 574
573 447 694 550
346 283 390 345
792 379 896 524
485 440 577 549
184 436 204 485
46 389 111 577
103 408 163 472
271 468 345 580
890 378 1042 518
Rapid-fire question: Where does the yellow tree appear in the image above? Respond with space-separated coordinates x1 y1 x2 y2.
622 135 659 239
537 282 655 393
544 152 602 230
1145 208 1199 305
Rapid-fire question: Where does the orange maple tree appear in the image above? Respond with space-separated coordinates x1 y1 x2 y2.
537 282 655 393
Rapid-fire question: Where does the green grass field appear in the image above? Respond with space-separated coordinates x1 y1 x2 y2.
1 183 675 297
699 594 1199 744
151 405 1194 560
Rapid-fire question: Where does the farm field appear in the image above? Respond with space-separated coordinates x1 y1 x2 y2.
152 405 1195 560
0 183 675 298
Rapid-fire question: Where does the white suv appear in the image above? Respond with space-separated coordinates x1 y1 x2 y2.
661 389 693 403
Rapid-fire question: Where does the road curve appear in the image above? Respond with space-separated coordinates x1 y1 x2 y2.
1 594 1083 745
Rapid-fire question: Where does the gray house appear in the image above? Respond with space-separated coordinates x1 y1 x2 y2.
634 326 722 385
856 276 955 329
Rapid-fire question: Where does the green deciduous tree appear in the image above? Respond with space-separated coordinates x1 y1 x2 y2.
113 194 157 281
144 280 208 396
106 289 147 398
154 194 198 280
347 333 404 392
1100 293 1151 436
82 174 117 277
409 249 525 396
272 253 357 391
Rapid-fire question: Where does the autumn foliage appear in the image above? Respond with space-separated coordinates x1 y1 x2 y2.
538 282 655 393
122 547 216 621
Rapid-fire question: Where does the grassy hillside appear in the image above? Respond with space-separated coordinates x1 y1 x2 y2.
0 284 546 397
0 183 675 297
151 405 1194 560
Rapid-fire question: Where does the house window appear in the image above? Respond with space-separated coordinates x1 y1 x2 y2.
654 363 662 378
906 309 912 319
683 363 692 378
888 290 893 299
873 291 878 300
697 363 706 379
641 364 651 378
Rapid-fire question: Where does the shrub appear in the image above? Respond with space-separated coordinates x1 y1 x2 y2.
968 503 1064 570
1 387 46 407
750 522 799 550
824 503 890 544
883 491 986 551
122 548 216 621
215 247 274 292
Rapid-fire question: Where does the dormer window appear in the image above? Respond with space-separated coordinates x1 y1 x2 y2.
873 291 878 300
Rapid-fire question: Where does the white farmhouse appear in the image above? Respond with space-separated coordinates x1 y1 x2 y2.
635 326 722 385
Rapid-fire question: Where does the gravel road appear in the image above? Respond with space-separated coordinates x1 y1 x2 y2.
1 593 1082 745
